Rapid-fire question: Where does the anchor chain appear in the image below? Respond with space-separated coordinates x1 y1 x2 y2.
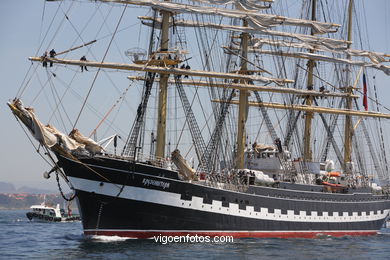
55 172 76 202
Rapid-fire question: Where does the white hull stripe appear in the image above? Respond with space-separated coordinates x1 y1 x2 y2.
69 177 390 223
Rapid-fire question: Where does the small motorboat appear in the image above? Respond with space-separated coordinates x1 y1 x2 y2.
26 203 80 222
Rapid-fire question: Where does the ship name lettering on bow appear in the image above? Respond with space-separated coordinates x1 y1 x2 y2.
142 178 170 190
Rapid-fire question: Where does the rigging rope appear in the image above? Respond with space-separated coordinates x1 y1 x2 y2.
17 64 40 98
53 74 128 138
46 70 72 132
72 4 129 130
48 72 78 126
89 81 134 138
373 76 390 183
17 1 72 99
14 116 55 168
17 114 76 201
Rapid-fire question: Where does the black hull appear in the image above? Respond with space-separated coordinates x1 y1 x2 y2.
57 154 390 238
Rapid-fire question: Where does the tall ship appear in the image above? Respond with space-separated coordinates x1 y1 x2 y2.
8 0 390 238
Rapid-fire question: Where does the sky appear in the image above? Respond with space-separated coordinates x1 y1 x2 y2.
0 1 55 190
1 0 390 191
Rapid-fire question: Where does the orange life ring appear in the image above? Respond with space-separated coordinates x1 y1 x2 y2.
328 171 341 177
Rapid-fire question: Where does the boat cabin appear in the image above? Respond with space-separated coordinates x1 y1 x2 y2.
244 144 289 173
30 203 62 218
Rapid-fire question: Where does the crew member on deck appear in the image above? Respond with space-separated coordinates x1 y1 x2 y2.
80 55 88 72
274 137 283 153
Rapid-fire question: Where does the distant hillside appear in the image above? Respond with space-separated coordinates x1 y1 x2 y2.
0 182 72 209
0 193 76 210
0 181 56 194
0 182 16 193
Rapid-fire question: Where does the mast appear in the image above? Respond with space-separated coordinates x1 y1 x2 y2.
344 0 354 170
236 20 249 169
155 2 170 159
303 0 316 162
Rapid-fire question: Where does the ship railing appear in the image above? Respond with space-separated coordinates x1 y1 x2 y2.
139 153 177 170
101 149 176 171
196 172 249 192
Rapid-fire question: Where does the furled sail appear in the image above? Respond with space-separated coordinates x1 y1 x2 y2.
171 149 197 180
139 16 347 47
191 0 273 10
69 129 104 155
234 49 390 75
8 99 103 154
250 38 389 64
128 76 359 98
103 0 339 34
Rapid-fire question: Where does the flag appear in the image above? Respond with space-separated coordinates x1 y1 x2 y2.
363 73 368 111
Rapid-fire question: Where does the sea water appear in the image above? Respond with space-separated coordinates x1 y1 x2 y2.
1 210 389 260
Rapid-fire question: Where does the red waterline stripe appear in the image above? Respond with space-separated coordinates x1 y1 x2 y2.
84 230 378 239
